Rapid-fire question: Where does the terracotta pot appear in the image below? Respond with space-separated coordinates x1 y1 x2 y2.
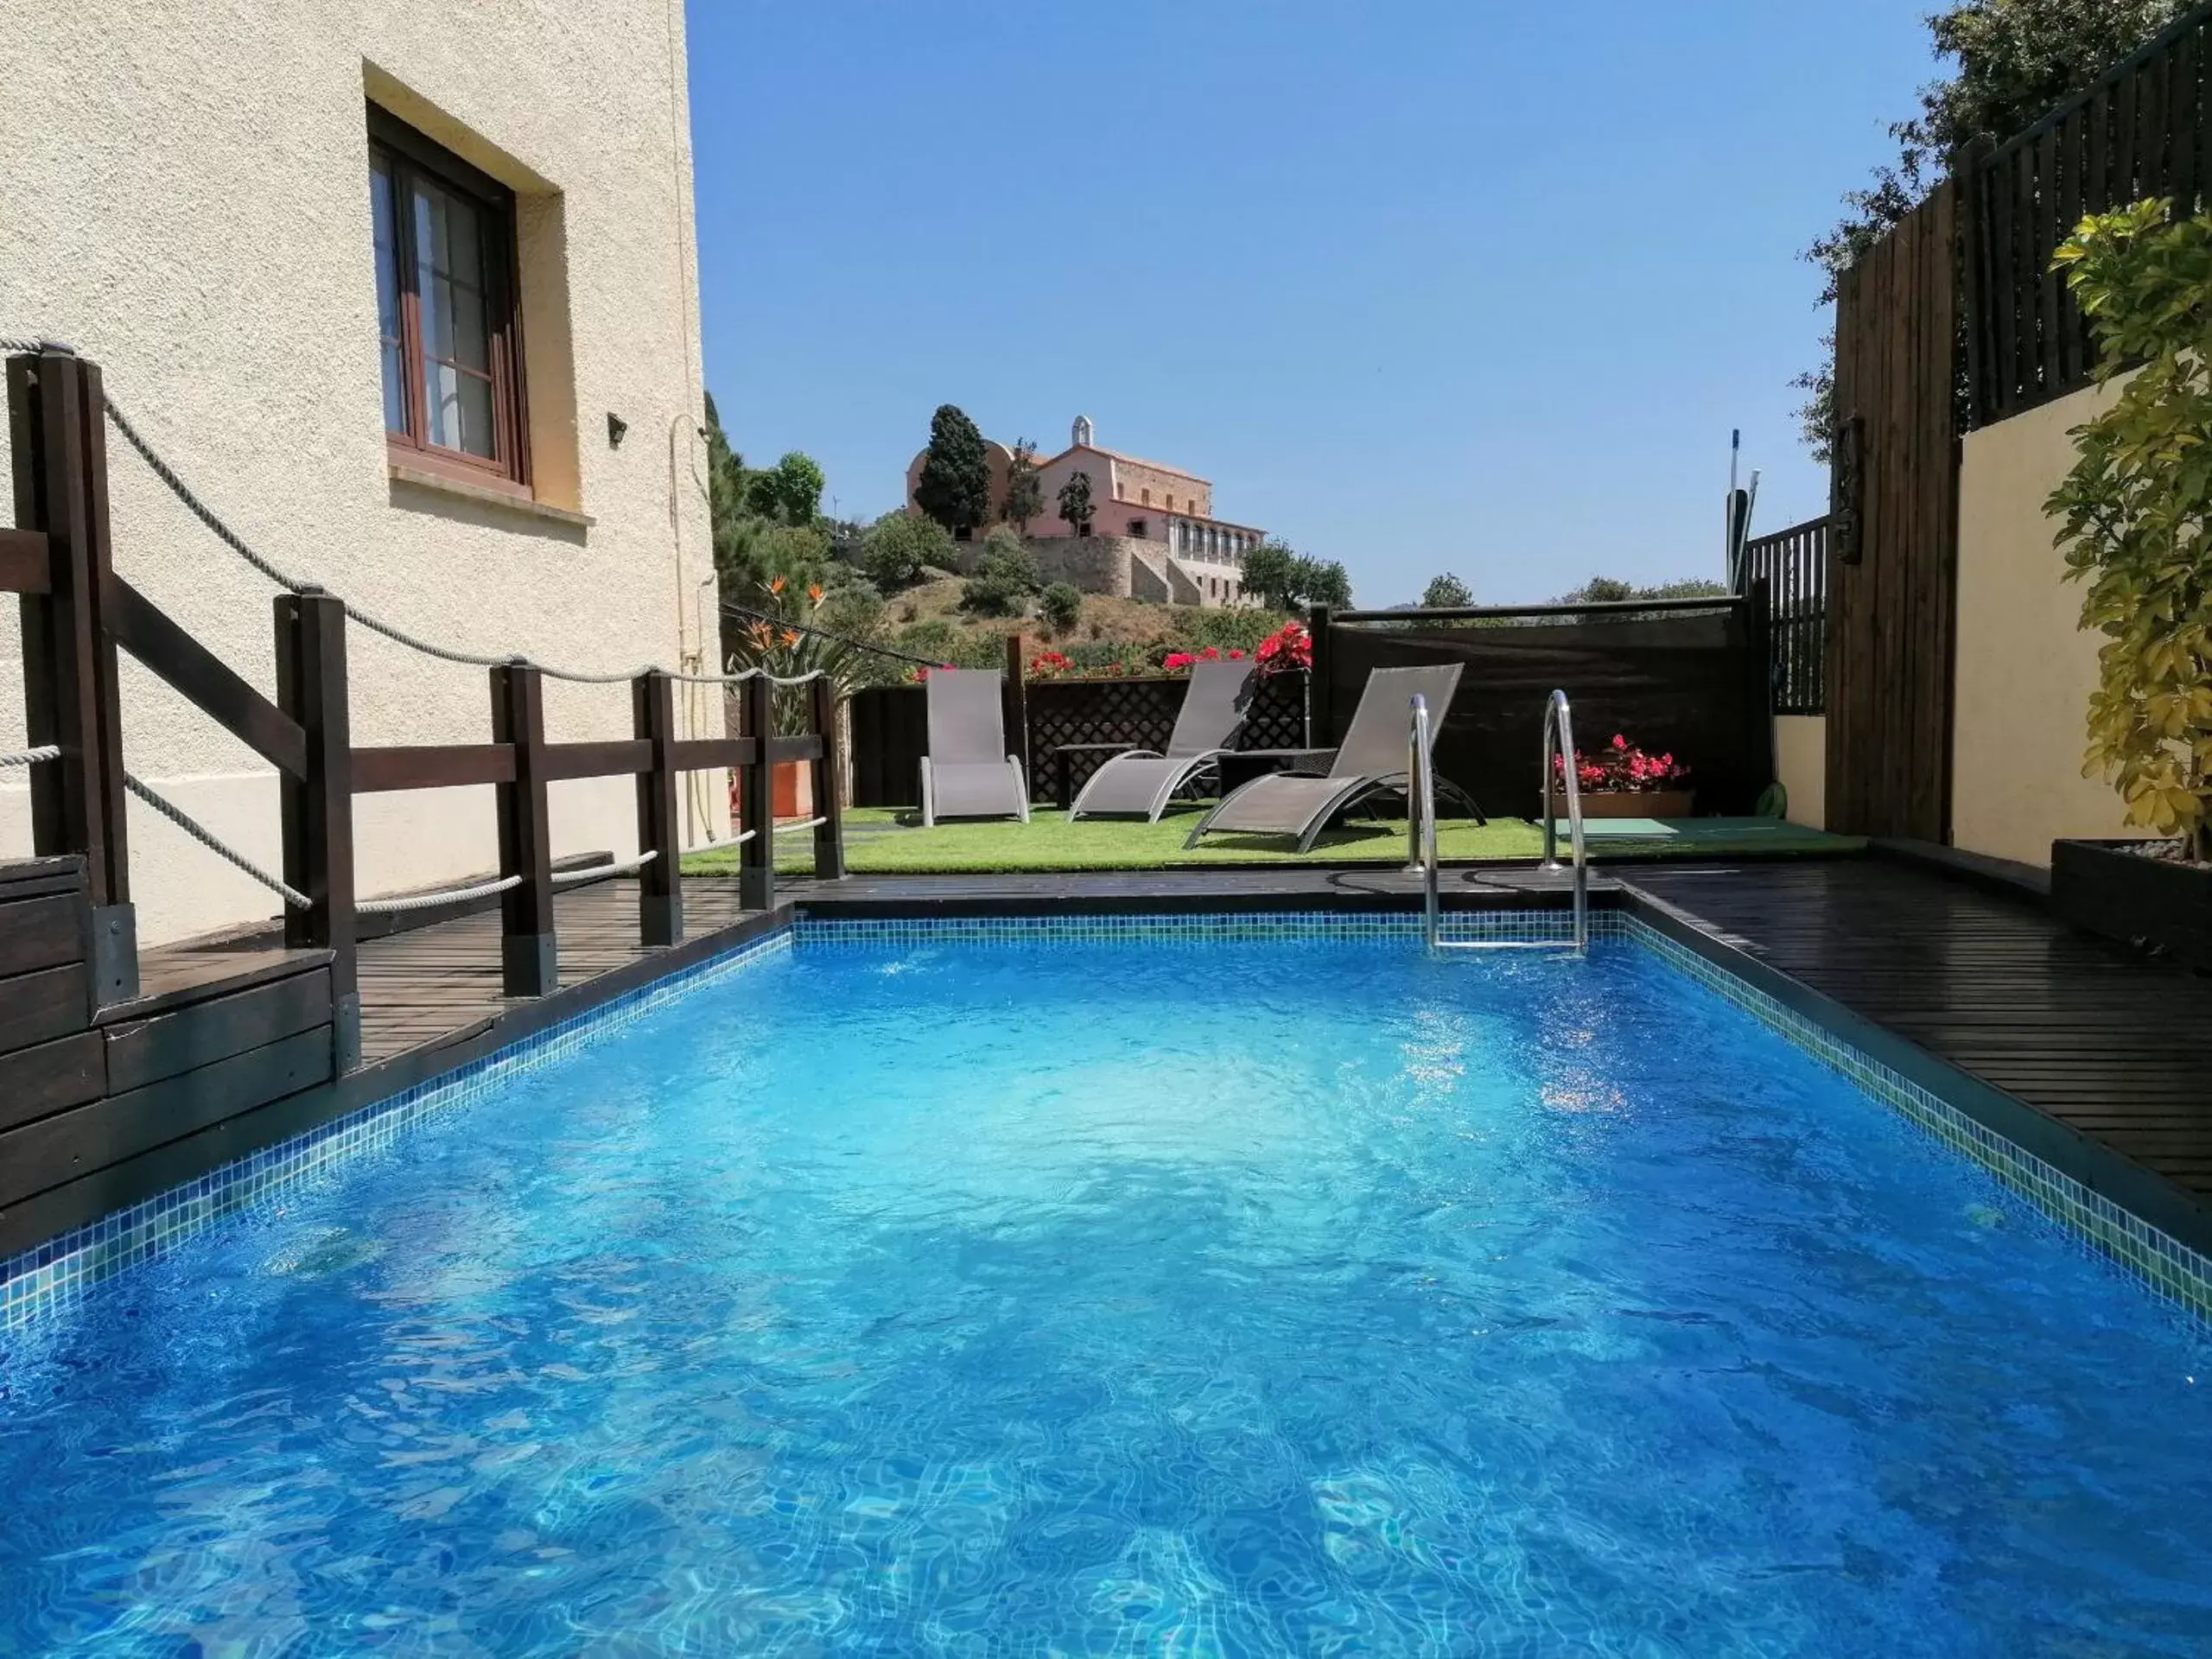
772 760 813 820
731 760 812 825
1559 789 1696 819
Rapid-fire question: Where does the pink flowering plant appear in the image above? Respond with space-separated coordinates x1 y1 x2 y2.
1554 733 1688 792
1254 621 1312 676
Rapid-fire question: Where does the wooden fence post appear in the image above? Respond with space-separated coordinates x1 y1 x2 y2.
7 350 137 1004
491 661 556 994
632 669 682 946
276 589 359 1069
1306 605 1334 747
809 674 845 880
1744 582 1777 799
738 673 775 911
1002 632 1029 793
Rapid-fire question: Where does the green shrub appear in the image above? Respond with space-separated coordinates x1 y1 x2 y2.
1166 607 1290 656
861 511 956 593
1039 582 1084 633
961 528 1042 617
893 619 959 664
950 632 1012 671
2049 199 2212 860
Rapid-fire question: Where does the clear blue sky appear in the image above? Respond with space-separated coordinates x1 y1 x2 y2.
688 2 1940 607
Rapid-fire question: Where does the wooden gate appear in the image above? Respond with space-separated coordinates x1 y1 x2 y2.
1827 178 1960 842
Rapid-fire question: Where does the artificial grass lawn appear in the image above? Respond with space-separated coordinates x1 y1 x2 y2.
683 808 1862 877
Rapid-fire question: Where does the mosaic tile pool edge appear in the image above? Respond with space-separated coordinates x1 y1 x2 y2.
1622 913 2212 1330
0 929 798 1332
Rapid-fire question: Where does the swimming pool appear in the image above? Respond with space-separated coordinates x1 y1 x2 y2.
2 919 2209 1654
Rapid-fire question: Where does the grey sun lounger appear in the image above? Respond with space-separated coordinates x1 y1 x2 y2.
1183 663 1471 852
1068 658 1255 822
919 669 1031 826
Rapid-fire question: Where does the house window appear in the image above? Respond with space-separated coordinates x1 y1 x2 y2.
1141 488 1152 505
370 106 528 488
1128 518 1148 539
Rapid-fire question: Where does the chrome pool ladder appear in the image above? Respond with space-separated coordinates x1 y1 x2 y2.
1409 689 1587 954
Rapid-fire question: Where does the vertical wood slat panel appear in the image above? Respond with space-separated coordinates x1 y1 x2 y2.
2055 108 2086 389
1826 180 1958 842
2035 124 2061 398
1964 10 2212 424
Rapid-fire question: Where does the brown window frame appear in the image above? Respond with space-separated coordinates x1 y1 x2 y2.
369 105 531 495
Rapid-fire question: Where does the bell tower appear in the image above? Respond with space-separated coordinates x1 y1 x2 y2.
1071 415 1094 449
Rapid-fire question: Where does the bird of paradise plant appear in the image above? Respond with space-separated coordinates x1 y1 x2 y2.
723 575 868 729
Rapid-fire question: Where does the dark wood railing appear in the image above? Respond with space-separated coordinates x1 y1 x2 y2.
4 348 842 1071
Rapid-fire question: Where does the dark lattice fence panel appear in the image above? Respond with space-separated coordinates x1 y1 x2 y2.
847 672 1311 806
1326 615 1767 818
1242 673 1309 750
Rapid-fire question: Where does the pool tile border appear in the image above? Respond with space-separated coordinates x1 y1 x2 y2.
1620 913 2212 1329
790 909 1611 947
0 929 797 1332
4 903 2207 1336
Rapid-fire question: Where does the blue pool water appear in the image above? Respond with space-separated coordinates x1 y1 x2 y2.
3 929 2209 1655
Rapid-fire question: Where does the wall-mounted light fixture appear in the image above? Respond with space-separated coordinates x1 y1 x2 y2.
607 412 629 448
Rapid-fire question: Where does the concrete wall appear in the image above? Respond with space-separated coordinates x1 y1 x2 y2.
0 0 720 943
1774 715 1826 830
1950 378 2133 868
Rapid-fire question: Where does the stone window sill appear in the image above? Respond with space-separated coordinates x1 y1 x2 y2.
388 463 594 530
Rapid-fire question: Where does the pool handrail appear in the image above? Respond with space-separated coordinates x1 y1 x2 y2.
1410 689 1587 954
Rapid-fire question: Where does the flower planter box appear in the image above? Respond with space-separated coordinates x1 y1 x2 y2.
2051 838 2212 970
1563 789 1696 819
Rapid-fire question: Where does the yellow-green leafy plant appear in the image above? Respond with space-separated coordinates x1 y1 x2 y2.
2048 198 2212 861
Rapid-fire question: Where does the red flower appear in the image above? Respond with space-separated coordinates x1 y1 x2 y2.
1561 733 1689 794
1227 649 1245 659
1163 652 1197 671
1255 621 1313 675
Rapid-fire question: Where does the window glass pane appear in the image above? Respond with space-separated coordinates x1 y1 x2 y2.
370 154 405 435
410 175 497 457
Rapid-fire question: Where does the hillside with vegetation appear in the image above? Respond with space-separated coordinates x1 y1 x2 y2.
705 397 1295 689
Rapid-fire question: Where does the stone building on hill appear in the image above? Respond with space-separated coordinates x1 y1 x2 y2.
904 416 1264 607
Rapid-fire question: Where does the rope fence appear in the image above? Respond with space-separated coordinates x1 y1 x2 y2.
551 850 658 885
0 746 60 770
122 771 309 909
355 874 523 915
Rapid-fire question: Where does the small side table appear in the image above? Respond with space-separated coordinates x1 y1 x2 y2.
1216 747 1337 797
1051 742 1137 811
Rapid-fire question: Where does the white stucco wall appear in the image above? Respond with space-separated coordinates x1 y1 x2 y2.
0 0 722 943
1951 379 2134 869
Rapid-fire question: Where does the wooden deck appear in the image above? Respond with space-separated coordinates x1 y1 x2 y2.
1624 859 2212 1243
353 879 760 1064
138 876 764 1067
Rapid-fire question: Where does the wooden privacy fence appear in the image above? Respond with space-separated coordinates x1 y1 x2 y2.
3 348 842 1071
1829 181 1960 842
1738 514 1828 716
1960 0 2212 426
1312 597 1772 818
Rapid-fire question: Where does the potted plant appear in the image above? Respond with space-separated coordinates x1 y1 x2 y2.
1550 733 1694 819
2044 200 2212 968
725 575 867 822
